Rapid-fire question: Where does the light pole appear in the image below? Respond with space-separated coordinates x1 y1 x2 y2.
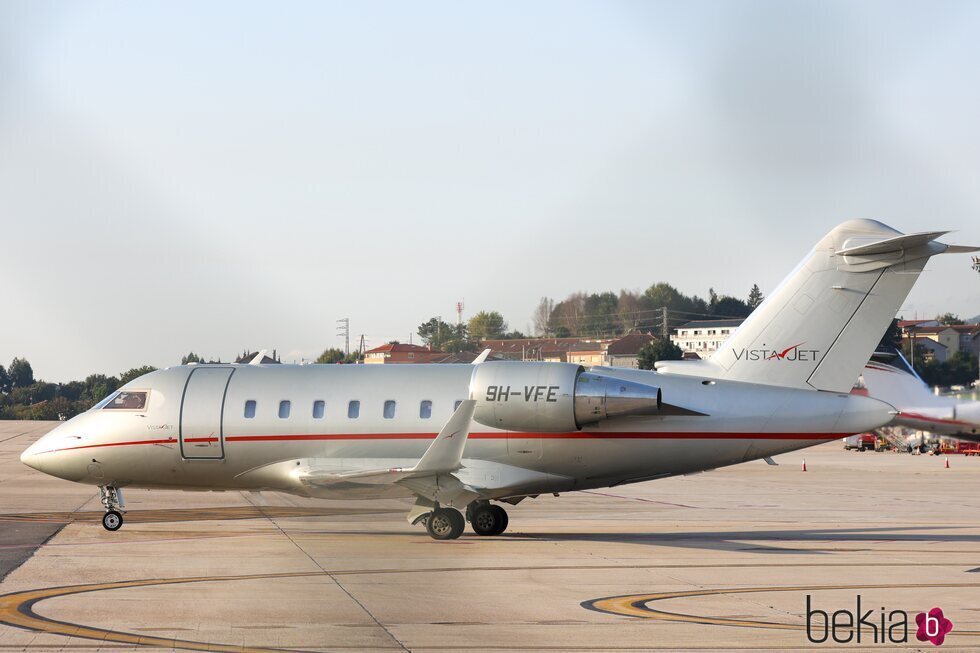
974 257 980 388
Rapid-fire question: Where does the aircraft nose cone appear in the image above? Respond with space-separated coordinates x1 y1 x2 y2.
20 446 42 472
19 433 50 473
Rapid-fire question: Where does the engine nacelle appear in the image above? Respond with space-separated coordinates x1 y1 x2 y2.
469 361 662 433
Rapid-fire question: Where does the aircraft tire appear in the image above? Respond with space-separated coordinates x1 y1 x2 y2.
471 504 508 536
490 505 508 535
426 508 464 540
102 510 123 531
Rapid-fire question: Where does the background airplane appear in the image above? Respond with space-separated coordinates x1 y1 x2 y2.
859 347 980 442
20 219 978 539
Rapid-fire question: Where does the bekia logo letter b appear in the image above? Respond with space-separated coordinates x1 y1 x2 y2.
916 607 953 646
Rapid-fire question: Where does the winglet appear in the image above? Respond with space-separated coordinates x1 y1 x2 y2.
472 349 492 365
414 399 476 473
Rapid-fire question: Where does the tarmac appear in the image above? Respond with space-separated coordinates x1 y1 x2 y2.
3 421 980 652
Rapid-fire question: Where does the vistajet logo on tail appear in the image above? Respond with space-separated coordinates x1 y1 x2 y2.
733 342 820 362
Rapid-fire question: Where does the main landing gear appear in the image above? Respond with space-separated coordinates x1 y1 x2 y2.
425 508 465 540
99 486 125 531
469 503 509 536
420 503 510 540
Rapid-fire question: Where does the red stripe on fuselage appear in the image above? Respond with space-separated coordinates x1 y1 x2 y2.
38 431 847 454
899 411 972 427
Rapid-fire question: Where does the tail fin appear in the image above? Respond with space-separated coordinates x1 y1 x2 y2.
706 219 977 393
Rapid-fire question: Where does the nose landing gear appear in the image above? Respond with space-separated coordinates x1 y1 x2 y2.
99 486 125 531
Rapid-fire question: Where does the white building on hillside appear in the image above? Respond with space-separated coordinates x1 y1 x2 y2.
672 319 745 359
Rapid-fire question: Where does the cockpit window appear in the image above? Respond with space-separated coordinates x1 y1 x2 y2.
102 391 148 410
91 392 119 410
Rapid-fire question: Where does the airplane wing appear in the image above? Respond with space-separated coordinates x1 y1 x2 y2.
298 400 477 487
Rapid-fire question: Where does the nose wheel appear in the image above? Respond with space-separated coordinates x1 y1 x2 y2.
99 486 126 532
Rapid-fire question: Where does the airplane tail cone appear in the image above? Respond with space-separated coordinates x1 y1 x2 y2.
802 459 807 472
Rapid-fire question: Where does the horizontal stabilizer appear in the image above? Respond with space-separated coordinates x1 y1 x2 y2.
835 231 949 256
944 244 980 254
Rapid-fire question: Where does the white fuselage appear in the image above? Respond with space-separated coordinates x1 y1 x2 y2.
21 363 893 501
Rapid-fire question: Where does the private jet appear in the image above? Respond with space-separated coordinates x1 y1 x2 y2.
20 219 977 539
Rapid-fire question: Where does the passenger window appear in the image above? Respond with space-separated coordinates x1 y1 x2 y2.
278 400 291 419
383 400 396 419
348 400 360 419
244 400 256 419
454 400 463 411
313 400 325 419
420 400 432 419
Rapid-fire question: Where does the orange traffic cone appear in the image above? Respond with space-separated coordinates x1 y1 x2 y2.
802 459 807 472
945 457 950 469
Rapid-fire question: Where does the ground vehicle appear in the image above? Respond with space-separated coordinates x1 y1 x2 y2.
843 433 877 451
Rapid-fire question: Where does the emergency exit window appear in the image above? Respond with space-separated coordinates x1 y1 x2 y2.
244 400 256 419
278 400 291 419
383 400 396 419
348 400 360 419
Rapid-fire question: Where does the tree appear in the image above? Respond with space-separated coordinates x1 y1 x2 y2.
638 283 708 318
532 297 554 336
120 366 157 385
417 317 455 349
878 318 902 350
82 374 120 403
8 358 34 388
747 284 764 309
913 351 978 388
637 339 684 370
0 365 8 394
616 290 641 333
181 352 202 365
468 311 507 340
711 295 752 318
316 348 347 364
936 313 965 326
503 329 527 339
59 381 85 401
583 291 619 337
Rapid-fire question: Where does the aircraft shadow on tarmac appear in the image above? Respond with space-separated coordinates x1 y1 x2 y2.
3 508 979 555
504 525 980 554
0 506 400 524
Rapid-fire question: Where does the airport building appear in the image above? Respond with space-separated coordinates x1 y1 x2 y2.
484 333 655 369
363 342 447 364
900 322 980 362
672 319 745 359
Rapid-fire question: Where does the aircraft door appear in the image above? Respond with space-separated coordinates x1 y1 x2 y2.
180 367 234 459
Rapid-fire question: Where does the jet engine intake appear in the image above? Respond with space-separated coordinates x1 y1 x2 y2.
469 362 662 433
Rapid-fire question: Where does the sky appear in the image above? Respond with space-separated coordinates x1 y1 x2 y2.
1 0 979 382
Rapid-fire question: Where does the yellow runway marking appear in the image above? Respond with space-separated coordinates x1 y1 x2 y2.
584 583 980 636
0 572 325 652
7 571 980 651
